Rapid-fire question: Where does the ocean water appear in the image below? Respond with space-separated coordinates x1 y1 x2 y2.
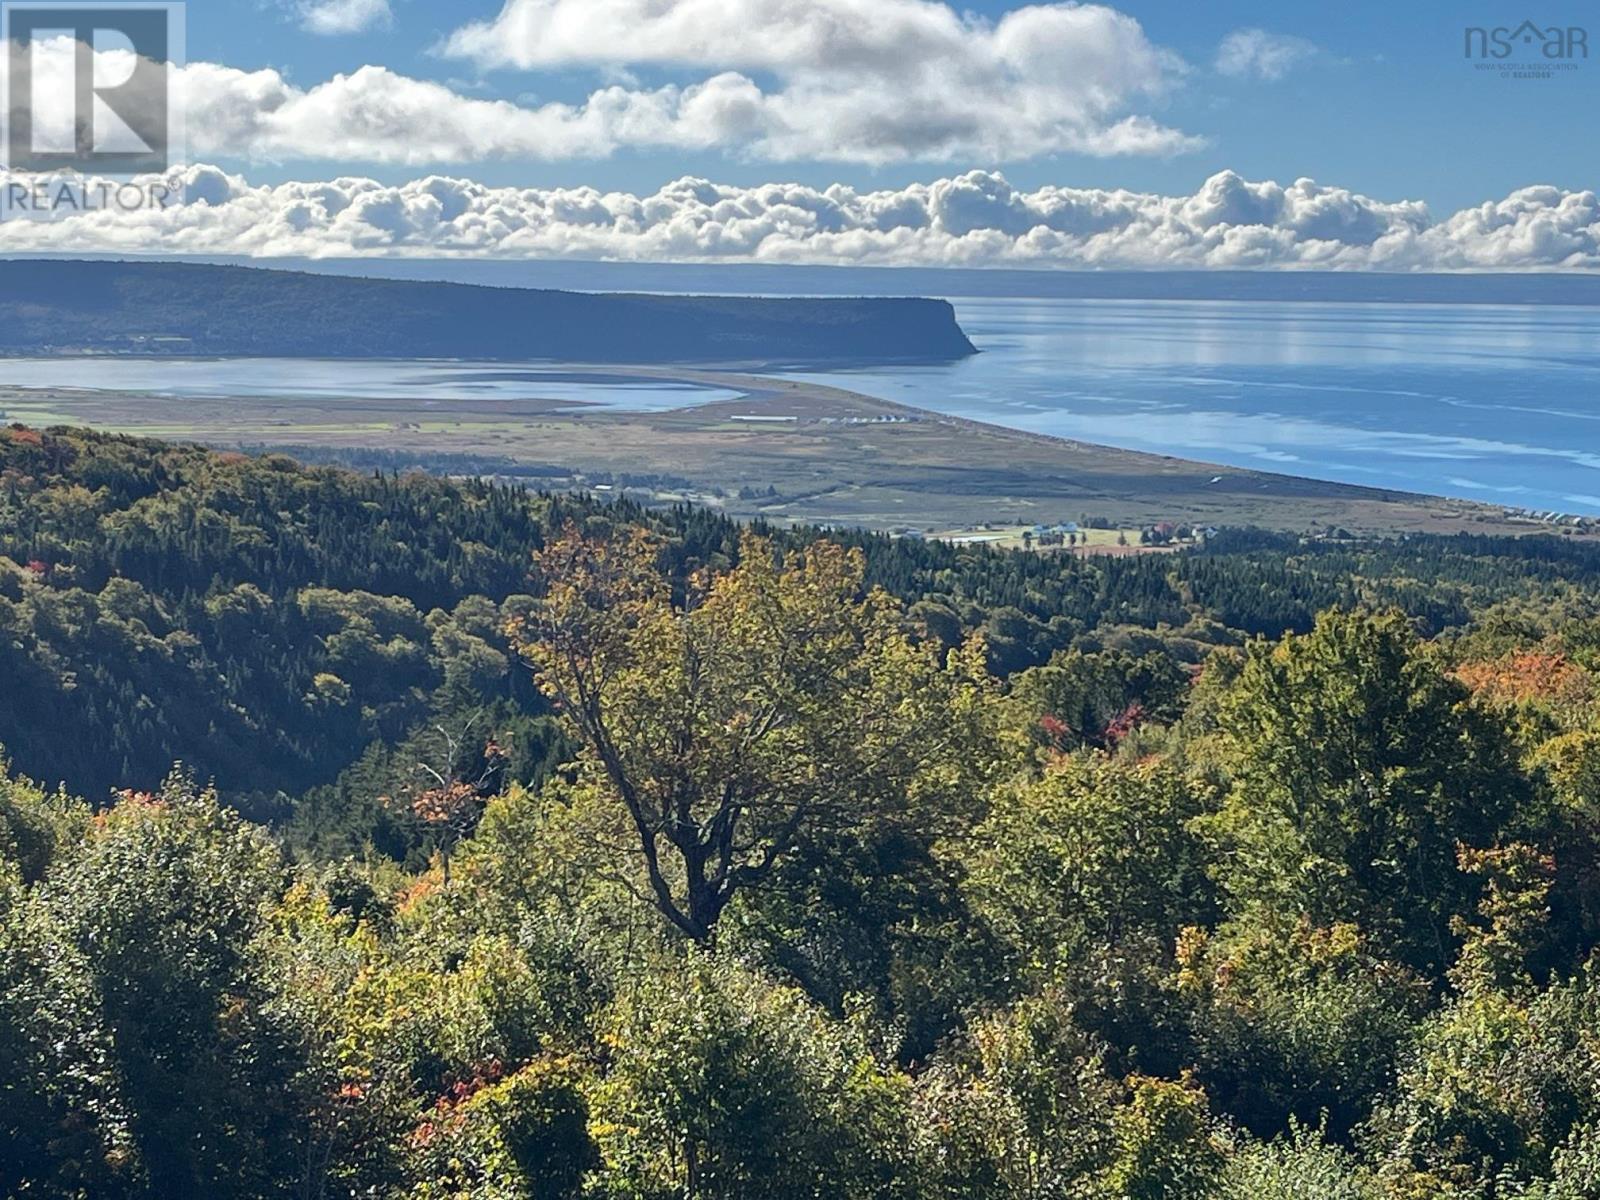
4 296 1600 513
781 298 1600 515
0 357 741 410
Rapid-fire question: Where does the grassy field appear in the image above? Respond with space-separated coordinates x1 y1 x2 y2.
928 525 1189 555
0 365 1580 538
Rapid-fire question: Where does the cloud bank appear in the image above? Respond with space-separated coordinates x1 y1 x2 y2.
17 4 1198 168
2 165 1598 271
438 0 1197 162
44 1 1187 166
18 42 1191 168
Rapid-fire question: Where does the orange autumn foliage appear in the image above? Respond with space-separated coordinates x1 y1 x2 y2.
394 870 441 915
1455 651 1594 709
411 780 479 826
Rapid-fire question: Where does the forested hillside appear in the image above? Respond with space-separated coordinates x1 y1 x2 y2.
10 425 1600 808
12 425 1600 1197
0 260 978 362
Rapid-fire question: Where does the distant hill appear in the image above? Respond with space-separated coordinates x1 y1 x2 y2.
0 259 977 363
91 254 1600 306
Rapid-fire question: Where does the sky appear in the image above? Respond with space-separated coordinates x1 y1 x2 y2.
3 0 1599 268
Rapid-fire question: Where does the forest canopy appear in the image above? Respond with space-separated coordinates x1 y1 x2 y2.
0 261 978 362
11 426 1600 1197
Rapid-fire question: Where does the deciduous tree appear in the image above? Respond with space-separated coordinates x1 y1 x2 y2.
514 527 993 942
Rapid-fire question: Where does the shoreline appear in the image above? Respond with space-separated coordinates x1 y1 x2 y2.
0 362 1578 538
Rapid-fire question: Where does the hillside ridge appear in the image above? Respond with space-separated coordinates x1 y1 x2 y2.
0 259 978 363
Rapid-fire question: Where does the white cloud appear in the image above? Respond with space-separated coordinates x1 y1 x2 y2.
162 55 1198 167
1 163 1598 273
439 0 1201 162
12 12 1198 165
1215 28 1317 81
297 0 393 36
174 62 702 165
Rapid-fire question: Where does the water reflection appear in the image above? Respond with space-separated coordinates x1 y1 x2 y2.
779 298 1600 514
3 297 1599 513
0 357 741 411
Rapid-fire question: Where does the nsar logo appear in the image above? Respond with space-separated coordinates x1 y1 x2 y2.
1464 20 1588 60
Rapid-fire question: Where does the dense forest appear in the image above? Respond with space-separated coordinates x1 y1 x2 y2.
12 424 1600 1197
0 261 976 362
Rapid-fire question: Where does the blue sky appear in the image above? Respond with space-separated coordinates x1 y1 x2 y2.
4 0 1596 267
174 0 1597 213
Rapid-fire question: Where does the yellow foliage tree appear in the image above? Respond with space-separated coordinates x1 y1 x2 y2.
512 526 993 942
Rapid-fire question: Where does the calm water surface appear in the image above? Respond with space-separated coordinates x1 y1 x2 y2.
4 298 1599 513
781 298 1600 515
0 357 741 410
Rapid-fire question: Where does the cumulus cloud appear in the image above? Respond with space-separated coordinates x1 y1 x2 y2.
13 8 1198 165
296 0 393 36
1215 28 1317 81
0 164 1597 272
11 50 755 168
13 46 1192 167
165 57 1193 167
174 62 720 165
438 0 1201 162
